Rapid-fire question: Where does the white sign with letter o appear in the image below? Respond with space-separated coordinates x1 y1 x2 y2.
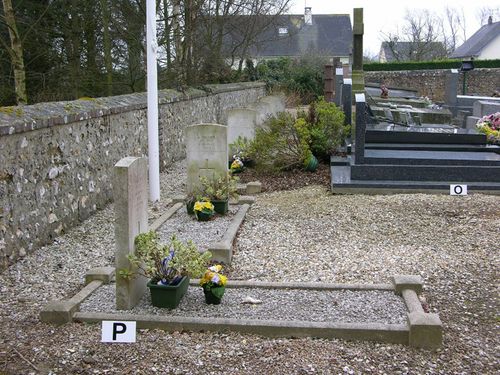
450 184 467 196
101 321 136 343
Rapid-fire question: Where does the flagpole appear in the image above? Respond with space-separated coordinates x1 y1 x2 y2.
146 0 160 202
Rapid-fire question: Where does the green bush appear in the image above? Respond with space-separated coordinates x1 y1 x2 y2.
303 99 348 161
364 59 500 71
248 112 312 172
248 98 349 171
255 55 328 103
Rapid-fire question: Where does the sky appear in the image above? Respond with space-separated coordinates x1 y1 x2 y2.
289 0 500 57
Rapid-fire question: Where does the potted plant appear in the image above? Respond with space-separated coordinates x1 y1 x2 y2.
199 264 227 305
476 112 500 145
199 173 238 215
194 200 215 221
230 158 244 174
119 231 211 309
229 136 254 168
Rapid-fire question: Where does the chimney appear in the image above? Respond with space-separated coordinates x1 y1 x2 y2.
488 16 493 25
305 7 312 25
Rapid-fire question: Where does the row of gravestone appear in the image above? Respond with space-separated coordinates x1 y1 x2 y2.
114 95 286 310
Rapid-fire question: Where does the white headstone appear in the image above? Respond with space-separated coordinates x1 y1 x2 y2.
252 100 275 127
186 124 228 195
114 157 149 310
259 95 286 114
227 108 257 145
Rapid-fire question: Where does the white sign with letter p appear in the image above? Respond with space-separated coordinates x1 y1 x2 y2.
101 321 136 343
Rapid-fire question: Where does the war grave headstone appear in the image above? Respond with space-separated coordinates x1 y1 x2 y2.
186 123 228 195
252 99 275 127
114 156 149 310
260 95 286 114
227 108 257 146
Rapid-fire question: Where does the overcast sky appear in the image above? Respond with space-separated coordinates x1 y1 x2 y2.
289 0 500 56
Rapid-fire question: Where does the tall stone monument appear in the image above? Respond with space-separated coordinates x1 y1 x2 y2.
352 8 365 95
342 78 353 126
334 68 344 107
114 156 149 310
324 64 334 102
186 123 228 195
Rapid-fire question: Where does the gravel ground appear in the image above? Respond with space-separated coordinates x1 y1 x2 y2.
0 159 499 374
156 204 240 252
81 285 407 324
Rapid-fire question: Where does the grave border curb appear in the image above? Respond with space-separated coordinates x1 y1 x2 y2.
72 311 410 345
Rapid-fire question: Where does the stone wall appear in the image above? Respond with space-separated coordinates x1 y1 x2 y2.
365 68 500 102
0 82 266 268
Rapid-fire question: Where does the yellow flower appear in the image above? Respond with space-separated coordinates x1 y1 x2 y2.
219 275 227 286
194 201 214 212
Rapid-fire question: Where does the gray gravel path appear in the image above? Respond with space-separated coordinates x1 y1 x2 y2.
1 158 499 374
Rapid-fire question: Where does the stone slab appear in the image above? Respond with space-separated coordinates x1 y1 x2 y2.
351 164 500 183
113 157 149 310
150 202 183 232
40 280 103 325
238 195 256 205
85 267 115 285
473 100 500 118
246 181 262 194
392 275 423 294
408 312 443 350
40 300 78 325
362 149 500 166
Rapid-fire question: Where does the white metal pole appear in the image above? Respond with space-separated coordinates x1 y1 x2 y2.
146 0 160 202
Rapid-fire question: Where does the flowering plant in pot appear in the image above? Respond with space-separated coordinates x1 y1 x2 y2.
230 158 244 173
476 112 500 145
119 231 211 308
194 200 215 221
199 173 238 215
199 265 227 305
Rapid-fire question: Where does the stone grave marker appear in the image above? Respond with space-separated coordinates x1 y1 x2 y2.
114 156 149 310
354 93 367 164
445 69 459 116
253 99 275 127
227 108 257 158
473 100 500 117
342 78 353 125
260 95 286 114
186 123 228 195
334 68 344 106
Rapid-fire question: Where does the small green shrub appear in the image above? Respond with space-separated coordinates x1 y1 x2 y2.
248 112 312 172
306 99 349 161
248 98 349 171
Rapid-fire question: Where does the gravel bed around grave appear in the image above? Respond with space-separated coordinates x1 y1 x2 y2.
80 283 407 324
1 158 499 374
156 205 240 251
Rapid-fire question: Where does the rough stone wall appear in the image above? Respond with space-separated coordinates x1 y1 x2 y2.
0 82 266 268
365 68 500 102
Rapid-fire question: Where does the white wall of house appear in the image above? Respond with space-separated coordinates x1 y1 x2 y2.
478 33 500 59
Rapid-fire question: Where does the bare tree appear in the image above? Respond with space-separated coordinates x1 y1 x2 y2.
1 0 27 104
477 6 500 25
442 6 466 53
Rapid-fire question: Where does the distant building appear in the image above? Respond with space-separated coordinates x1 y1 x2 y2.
223 8 352 67
378 41 447 62
450 17 500 60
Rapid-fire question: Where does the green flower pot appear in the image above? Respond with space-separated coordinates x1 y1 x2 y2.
304 155 318 172
186 200 195 215
147 276 189 309
203 286 225 305
212 200 229 215
195 210 213 221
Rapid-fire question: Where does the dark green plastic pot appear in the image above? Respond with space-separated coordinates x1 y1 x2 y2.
147 276 189 309
212 200 229 215
203 286 225 305
304 155 318 172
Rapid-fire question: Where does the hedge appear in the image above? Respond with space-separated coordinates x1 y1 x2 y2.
364 59 500 71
